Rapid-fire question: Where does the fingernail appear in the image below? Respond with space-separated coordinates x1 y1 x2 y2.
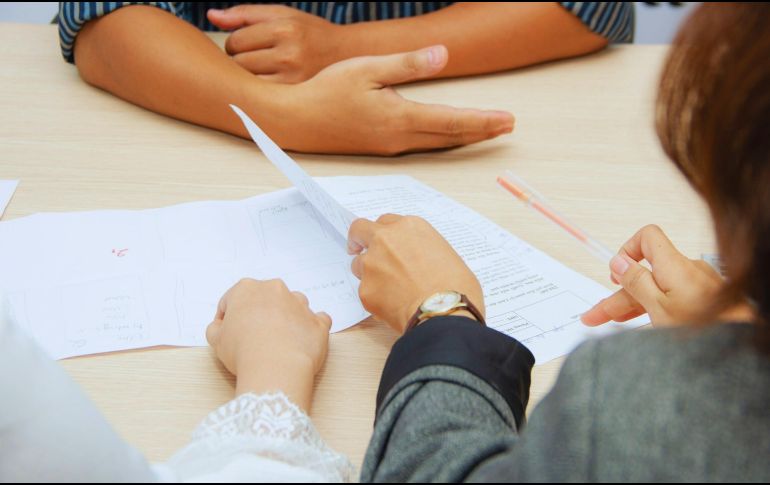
208 8 224 14
494 113 514 133
347 240 363 255
427 46 444 67
580 309 597 326
610 255 630 276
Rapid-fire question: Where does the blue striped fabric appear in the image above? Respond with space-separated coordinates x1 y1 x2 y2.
58 2 635 63
561 2 634 45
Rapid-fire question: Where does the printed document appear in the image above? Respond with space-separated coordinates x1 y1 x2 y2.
0 175 643 361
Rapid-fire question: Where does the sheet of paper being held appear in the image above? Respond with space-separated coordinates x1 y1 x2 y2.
230 105 357 247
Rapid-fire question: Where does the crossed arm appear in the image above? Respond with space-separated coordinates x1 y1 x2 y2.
69 2 619 155
209 2 612 82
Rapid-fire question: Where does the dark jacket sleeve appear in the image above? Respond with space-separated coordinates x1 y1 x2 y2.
360 316 535 482
361 316 607 483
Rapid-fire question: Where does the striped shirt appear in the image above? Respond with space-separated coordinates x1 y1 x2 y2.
58 2 635 63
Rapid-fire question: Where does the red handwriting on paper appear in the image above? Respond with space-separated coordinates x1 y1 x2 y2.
112 249 129 258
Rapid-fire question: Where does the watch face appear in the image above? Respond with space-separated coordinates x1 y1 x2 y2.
421 291 462 313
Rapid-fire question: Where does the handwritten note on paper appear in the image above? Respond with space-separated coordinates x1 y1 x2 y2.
230 105 356 244
0 180 19 218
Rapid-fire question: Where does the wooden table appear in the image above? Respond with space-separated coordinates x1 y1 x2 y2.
0 24 714 470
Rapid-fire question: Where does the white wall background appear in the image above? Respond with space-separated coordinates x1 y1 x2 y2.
0 2 701 44
0 2 58 24
635 2 700 43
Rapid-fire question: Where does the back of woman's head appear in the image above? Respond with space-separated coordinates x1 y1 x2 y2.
656 3 770 352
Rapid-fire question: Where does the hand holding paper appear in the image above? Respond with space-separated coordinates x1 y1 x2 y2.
348 214 485 334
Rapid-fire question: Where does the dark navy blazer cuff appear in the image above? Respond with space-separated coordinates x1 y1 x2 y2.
376 316 535 429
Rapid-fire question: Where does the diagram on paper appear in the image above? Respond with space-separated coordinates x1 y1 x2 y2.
487 291 592 343
250 200 329 255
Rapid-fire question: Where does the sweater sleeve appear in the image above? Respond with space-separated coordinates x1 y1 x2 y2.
361 315 603 483
361 316 535 482
0 295 155 482
468 338 600 482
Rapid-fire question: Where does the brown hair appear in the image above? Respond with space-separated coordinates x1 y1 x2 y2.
656 3 770 352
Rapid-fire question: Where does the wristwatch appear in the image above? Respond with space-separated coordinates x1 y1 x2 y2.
406 290 486 332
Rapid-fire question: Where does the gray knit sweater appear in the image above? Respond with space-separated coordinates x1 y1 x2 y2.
361 318 770 482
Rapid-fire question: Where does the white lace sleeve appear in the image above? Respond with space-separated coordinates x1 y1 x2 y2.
159 392 355 482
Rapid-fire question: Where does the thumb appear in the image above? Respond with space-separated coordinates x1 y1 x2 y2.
362 45 448 87
611 254 664 315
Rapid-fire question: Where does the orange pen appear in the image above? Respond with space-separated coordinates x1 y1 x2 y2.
497 170 614 264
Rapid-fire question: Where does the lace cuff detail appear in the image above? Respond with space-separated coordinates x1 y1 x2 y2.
167 392 355 482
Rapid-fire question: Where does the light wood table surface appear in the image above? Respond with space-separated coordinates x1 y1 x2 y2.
0 24 714 470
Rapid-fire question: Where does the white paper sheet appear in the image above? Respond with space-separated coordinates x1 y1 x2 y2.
318 175 647 363
0 189 367 359
0 180 19 218
0 174 644 362
230 105 356 245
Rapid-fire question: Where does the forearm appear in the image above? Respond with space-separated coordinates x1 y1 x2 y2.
74 5 278 139
337 2 608 78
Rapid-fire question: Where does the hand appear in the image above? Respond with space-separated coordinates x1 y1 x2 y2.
206 279 331 411
348 214 484 334
257 45 514 155
209 5 346 83
581 225 725 327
